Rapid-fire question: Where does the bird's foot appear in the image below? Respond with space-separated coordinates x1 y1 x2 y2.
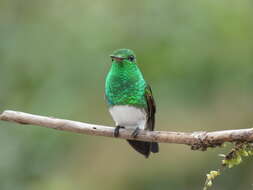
131 127 140 138
114 125 125 137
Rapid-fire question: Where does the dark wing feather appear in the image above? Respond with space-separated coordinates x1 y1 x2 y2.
144 84 159 153
145 84 156 131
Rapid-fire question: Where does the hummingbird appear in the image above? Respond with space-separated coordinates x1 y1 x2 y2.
105 49 159 158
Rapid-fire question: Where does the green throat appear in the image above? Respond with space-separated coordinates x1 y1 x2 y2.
105 49 147 108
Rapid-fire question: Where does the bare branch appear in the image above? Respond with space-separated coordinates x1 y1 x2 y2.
0 110 253 150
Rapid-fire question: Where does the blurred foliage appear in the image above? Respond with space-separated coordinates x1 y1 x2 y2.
1 0 253 189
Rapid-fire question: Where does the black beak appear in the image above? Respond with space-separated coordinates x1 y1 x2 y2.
110 55 124 62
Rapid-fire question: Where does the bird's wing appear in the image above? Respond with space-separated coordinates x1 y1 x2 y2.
144 84 156 131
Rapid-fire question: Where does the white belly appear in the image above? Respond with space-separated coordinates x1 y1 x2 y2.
109 105 147 129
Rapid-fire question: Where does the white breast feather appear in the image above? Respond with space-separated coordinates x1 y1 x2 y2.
109 105 147 129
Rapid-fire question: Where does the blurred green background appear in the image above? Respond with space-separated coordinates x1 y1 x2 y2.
1 0 253 189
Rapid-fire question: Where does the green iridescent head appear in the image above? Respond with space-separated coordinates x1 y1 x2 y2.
110 49 136 64
106 48 146 107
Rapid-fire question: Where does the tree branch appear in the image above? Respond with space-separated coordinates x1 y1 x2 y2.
0 110 253 150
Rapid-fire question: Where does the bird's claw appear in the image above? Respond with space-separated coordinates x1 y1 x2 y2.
114 126 124 137
131 127 140 138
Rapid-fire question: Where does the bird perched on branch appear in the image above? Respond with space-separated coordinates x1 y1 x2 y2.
105 49 159 158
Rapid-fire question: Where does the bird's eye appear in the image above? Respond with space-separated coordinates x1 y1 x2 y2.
128 55 135 61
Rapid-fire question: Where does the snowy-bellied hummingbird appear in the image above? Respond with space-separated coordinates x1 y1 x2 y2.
105 49 159 158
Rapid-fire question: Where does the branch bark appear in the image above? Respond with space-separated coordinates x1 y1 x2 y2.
0 110 253 150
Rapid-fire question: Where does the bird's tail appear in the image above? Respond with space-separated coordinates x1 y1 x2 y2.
127 140 159 158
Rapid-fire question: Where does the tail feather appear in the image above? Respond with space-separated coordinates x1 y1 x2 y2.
127 140 159 158
151 142 159 153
